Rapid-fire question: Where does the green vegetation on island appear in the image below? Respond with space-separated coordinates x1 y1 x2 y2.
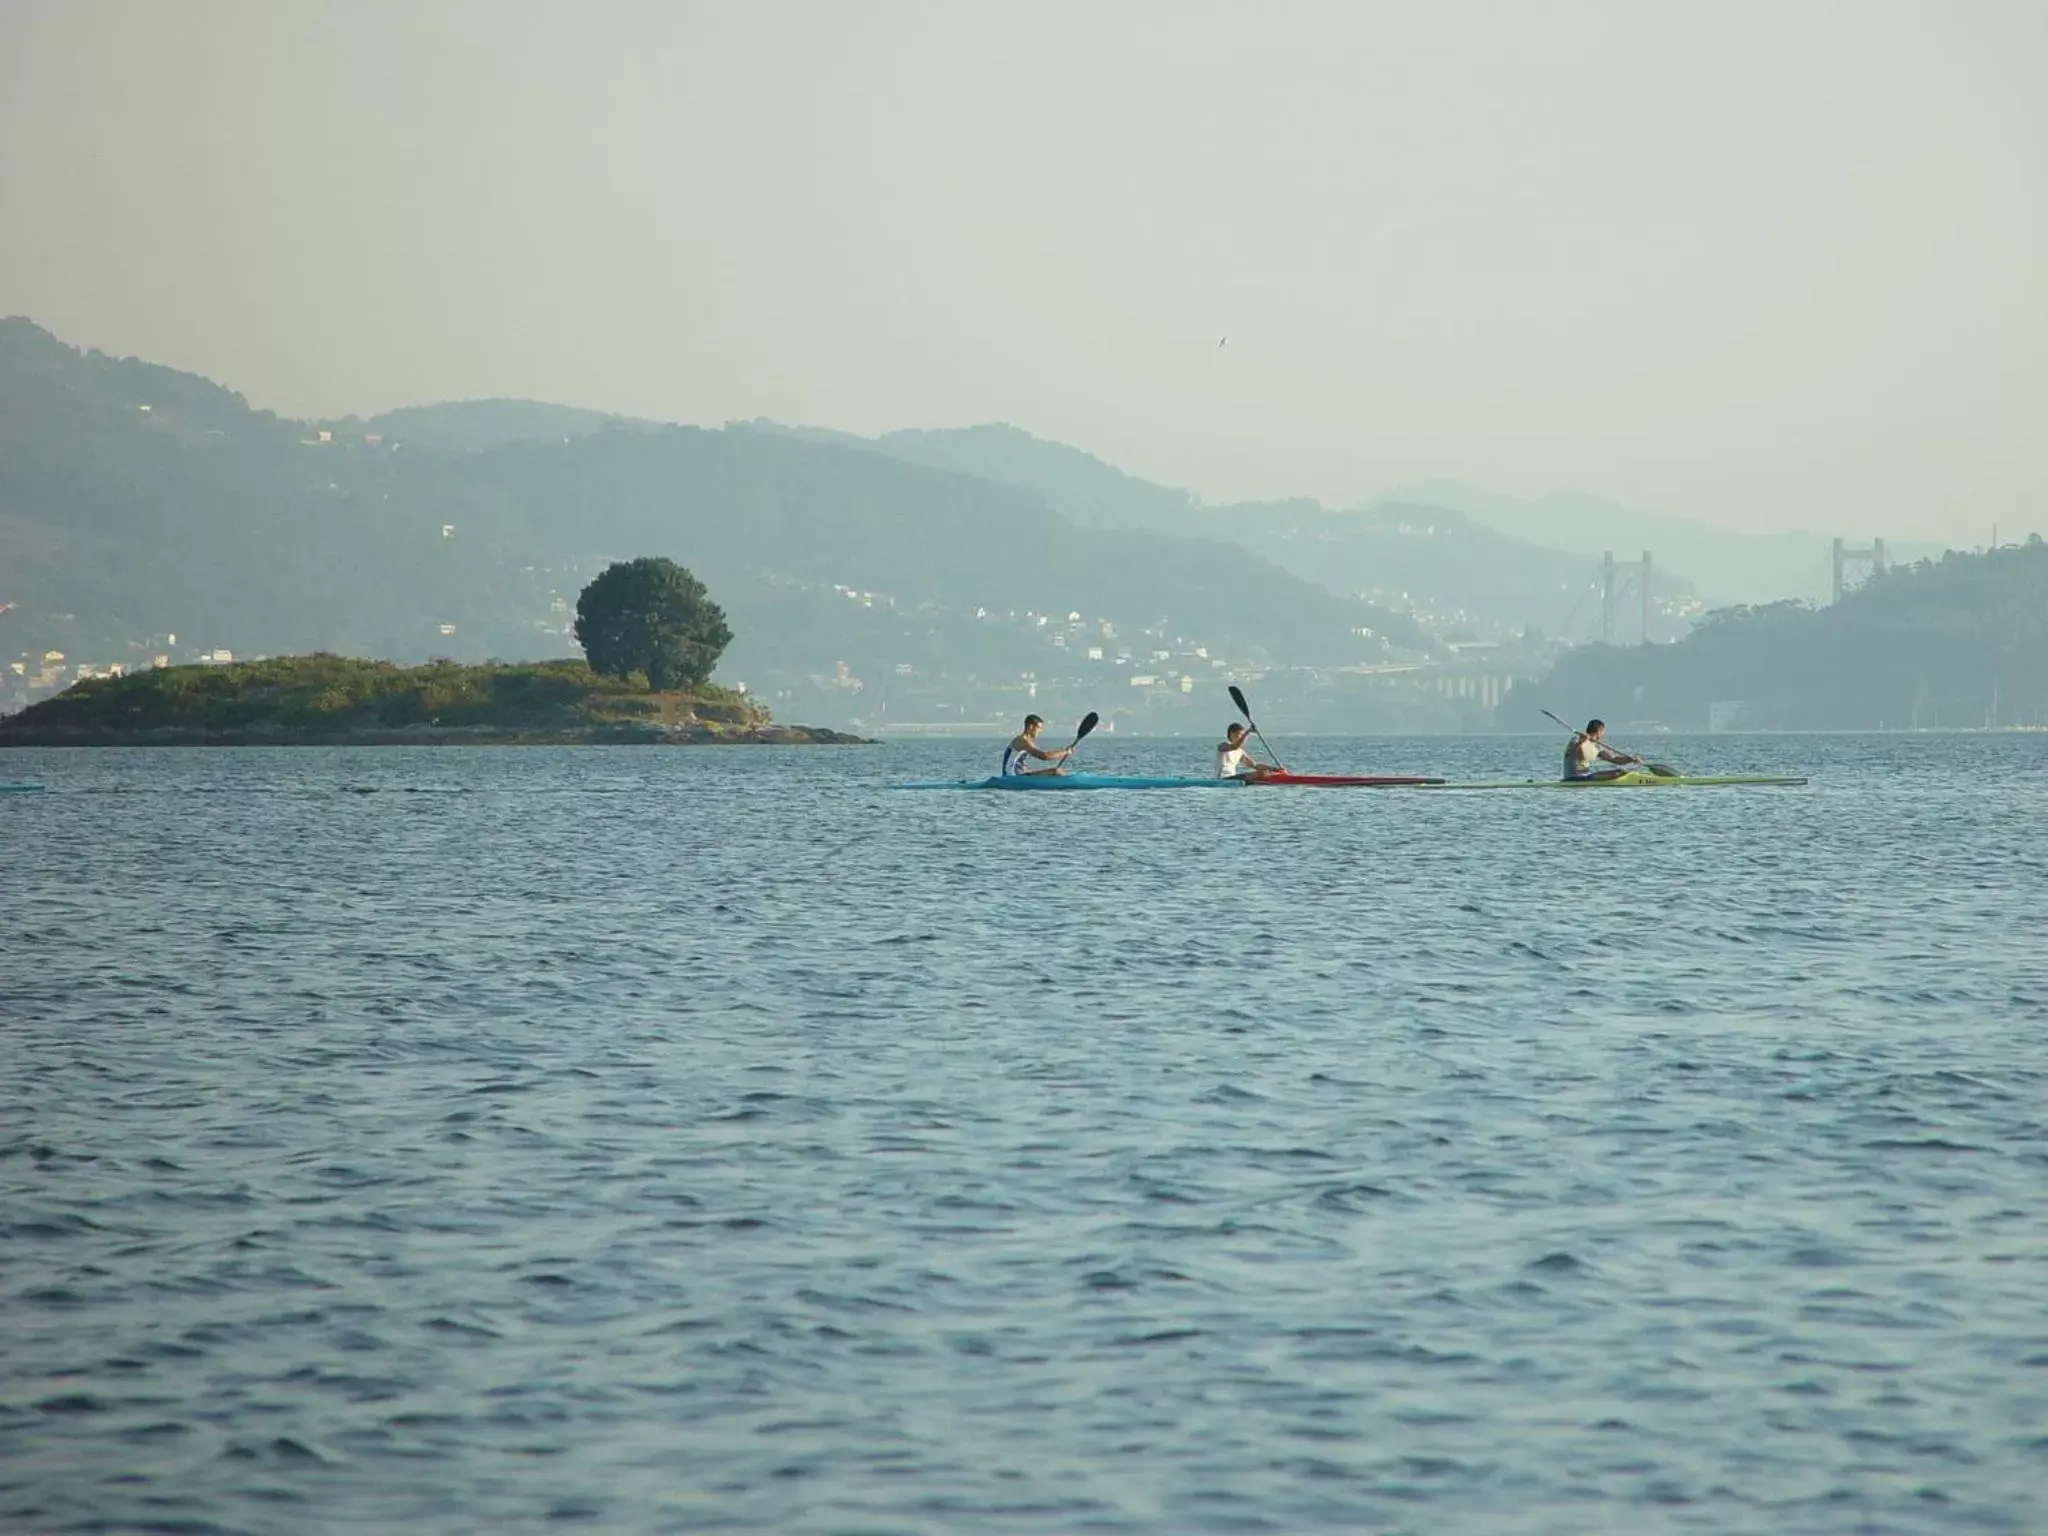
1502 540 2048 730
574 556 732 692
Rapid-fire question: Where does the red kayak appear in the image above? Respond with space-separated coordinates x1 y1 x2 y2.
1246 771 1445 787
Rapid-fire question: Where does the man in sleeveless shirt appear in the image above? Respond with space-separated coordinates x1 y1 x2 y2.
1216 722 1275 779
1564 719 1641 781
1002 715 1072 776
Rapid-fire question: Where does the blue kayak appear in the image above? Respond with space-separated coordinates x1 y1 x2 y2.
897 773 1244 791
0 783 45 794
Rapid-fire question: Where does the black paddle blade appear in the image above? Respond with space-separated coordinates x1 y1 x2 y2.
1644 761 1680 777
1229 685 1253 722
1073 711 1100 743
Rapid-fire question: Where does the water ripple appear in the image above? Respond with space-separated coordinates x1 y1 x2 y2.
3 734 2046 1532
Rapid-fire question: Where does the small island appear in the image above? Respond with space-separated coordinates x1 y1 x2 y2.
0 558 871 747
0 655 868 746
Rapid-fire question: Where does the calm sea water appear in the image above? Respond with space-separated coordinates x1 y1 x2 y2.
4 733 2046 1534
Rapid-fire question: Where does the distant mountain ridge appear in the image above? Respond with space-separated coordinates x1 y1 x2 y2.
734 419 1693 641
0 319 1425 723
311 394 1948 621
336 405 1715 642
738 420 1956 618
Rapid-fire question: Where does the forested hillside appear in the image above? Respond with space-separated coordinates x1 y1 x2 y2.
1502 542 2048 729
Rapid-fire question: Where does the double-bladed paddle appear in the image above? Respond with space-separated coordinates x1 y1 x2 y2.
1227 685 1286 772
1541 708 1676 777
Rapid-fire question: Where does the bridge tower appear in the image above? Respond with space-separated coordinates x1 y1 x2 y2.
1600 550 1654 645
1831 538 1888 603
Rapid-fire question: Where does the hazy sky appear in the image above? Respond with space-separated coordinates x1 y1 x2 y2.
2 0 2041 540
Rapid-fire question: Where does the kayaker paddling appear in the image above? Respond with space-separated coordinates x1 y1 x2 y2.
1001 714 1074 777
1217 722 1276 780
1563 718 1643 782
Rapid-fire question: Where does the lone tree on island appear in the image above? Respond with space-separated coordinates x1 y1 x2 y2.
573 557 732 691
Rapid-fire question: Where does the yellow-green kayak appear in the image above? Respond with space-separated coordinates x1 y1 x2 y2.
1422 772 1806 790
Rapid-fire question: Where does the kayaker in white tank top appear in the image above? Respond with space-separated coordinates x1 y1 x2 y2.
1216 723 1273 779
1002 714 1071 777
